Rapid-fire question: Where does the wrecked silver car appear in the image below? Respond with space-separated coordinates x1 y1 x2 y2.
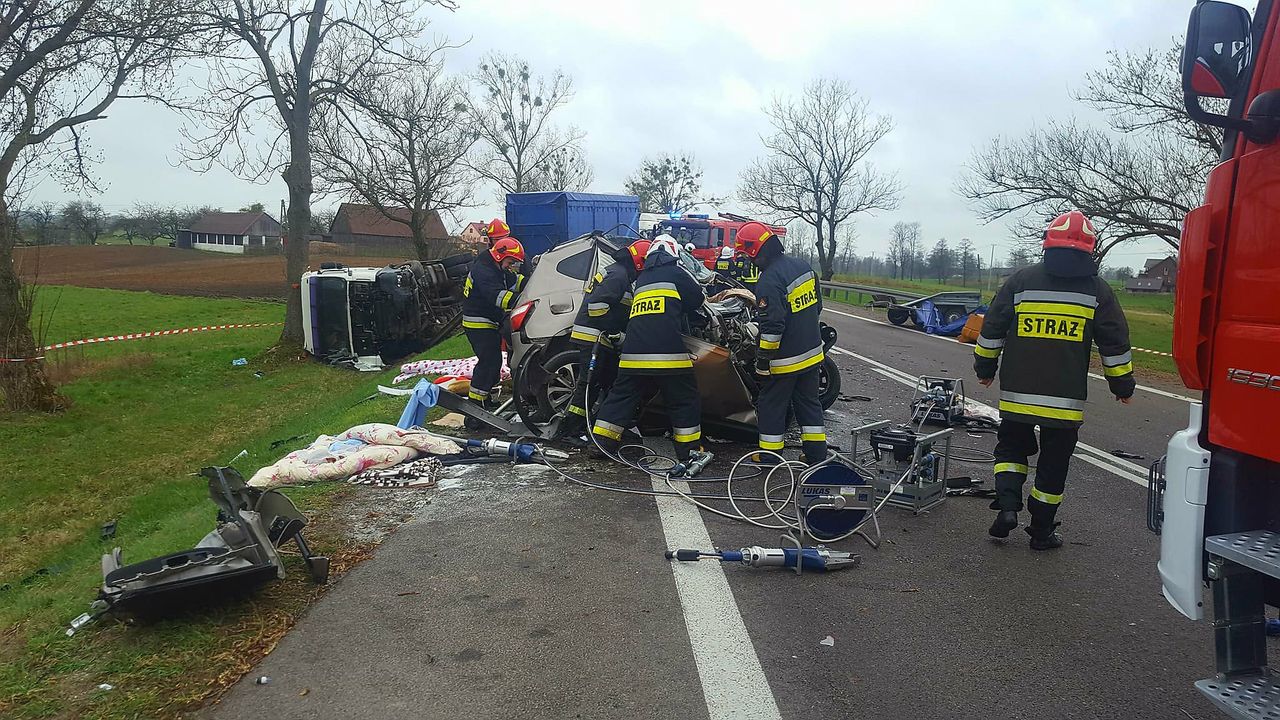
503 234 841 437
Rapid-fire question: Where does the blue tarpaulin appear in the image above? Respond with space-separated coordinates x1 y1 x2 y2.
915 302 989 336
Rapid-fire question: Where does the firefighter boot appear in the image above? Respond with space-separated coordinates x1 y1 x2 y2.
1026 497 1063 550
988 510 1019 538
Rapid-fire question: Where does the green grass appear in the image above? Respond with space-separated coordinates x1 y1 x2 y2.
824 274 1177 376
0 285 472 719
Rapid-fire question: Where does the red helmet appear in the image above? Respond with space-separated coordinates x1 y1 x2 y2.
1042 211 1097 254
489 237 525 264
734 221 777 258
626 239 651 272
484 218 510 240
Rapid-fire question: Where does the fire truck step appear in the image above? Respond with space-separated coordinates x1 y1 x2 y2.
1196 671 1280 719
1206 531 1280 580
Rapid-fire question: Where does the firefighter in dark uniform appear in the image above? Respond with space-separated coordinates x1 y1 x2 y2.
559 238 648 439
733 251 760 288
975 210 1135 550
735 222 827 465
591 235 705 464
461 237 526 428
481 218 510 246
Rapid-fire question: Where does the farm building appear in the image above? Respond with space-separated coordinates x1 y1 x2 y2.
177 211 282 255
1125 257 1177 293
328 203 451 255
460 222 488 246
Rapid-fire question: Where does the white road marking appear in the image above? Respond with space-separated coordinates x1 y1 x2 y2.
652 476 783 720
831 346 1154 488
822 306 1197 403
1073 451 1150 487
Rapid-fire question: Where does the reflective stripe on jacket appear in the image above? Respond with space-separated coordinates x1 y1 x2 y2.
462 252 520 327
617 256 704 373
570 260 633 347
754 254 823 375
974 264 1135 428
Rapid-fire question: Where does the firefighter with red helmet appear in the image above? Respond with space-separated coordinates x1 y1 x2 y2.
976 210 1135 550
559 238 649 440
736 222 827 466
591 234 705 465
482 218 510 244
462 237 526 427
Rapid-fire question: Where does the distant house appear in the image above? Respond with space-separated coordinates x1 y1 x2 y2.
178 211 282 255
460 222 488 246
1125 257 1177 293
328 203 450 255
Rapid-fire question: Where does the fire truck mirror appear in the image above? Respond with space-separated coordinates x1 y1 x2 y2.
1183 1 1252 100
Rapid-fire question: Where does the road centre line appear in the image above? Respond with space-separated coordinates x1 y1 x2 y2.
652 476 783 720
822 307 1197 404
832 346 1151 488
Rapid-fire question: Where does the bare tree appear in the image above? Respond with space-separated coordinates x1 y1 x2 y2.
835 224 857 276
61 200 104 244
928 238 954 283
315 54 478 248
957 46 1219 262
182 0 442 346
738 78 901 280
533 141 594 192
468 52 583 195
310 207 336 235
957 238 978 287
887 222 919 280
625 153 717 214
0 1 195 411
24 202 59 245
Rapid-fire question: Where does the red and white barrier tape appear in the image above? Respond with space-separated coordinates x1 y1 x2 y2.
0 322 283 362
1132 346 1173 358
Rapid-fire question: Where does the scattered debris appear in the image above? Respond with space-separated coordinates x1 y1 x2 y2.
232 357 248 366
253 370 265 379
1111 450 1144 461
348 458 443 488
396 591 420 597
820 636 836 647
838 394 873 402
96 683 114 692
430 412 466 429
70 467 330 629
269 434 306 450
100 519 117 541
249 423 458 489
299 688 311 697
256 676 271 686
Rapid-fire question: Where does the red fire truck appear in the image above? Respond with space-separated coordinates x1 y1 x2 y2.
653 213 786 270
1157 2 1280 716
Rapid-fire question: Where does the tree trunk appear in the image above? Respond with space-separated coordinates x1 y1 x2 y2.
0 195 65 412
280 132 313 347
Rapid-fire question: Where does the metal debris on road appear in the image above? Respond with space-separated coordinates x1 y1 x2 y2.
820 636 836 647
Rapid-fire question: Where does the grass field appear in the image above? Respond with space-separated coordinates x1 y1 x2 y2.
0 286 470 719
825 274 1177 375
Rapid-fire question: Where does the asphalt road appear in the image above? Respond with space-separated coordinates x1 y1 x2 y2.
204 305 1218 720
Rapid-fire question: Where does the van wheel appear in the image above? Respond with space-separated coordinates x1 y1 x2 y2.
887 307 909 326
818 356 841 410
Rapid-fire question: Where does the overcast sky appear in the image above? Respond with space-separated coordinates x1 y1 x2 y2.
24 0 1202 269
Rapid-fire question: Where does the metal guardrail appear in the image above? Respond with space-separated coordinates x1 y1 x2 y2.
819 280 923 304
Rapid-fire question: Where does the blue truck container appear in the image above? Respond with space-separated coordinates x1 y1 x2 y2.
505 192 640 256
